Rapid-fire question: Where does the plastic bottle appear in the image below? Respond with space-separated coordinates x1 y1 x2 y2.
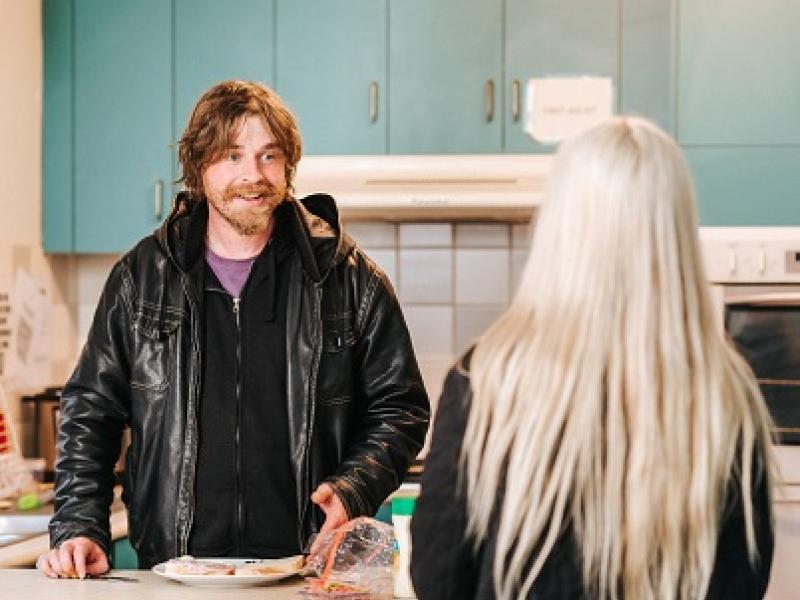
17 487 55 511
391 496 417 598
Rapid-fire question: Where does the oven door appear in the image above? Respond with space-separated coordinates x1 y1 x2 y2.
718 286 800 446
716 286 800 598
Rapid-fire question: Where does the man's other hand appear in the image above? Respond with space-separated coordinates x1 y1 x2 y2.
311 482 349 540
36 536 109 579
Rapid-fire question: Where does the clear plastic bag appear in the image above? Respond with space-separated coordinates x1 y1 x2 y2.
301 516 396 599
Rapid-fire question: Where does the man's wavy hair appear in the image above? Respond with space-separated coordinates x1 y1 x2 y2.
178 80 303 197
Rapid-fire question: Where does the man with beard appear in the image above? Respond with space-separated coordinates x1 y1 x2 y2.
37 80 430 578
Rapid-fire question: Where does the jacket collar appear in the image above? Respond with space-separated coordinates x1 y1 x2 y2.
156 192 354 283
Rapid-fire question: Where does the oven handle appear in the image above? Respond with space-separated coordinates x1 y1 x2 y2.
726 292 800 307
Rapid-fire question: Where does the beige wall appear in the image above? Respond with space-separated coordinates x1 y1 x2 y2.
0 0 43 252
0 0 77 431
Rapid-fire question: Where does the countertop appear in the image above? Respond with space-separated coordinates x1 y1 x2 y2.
0 490 128 567
1 569 307 599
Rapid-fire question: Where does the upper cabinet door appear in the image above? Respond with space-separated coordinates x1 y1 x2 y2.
678 0 800 145
275 0 387 155
389 0 503 154
686 147 800 225
174 0 275 144
73 0 172 253
620 0 675 135
504 0 620 153
43 0 73 252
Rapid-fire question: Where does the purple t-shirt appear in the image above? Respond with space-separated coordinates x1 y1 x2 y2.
205 246 257 297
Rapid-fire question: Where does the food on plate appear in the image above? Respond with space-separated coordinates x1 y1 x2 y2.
164 556 235 575
235 555 304 576
235 564 285 576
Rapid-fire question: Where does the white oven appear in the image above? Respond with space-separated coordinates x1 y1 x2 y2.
700 227 800 599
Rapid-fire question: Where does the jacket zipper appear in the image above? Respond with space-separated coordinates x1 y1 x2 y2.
178 276 202 556
298 283 324 546
233 295 244 553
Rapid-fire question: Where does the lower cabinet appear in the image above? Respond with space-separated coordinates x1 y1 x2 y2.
767 446 800 598
110 537 138 570
767 484 800 598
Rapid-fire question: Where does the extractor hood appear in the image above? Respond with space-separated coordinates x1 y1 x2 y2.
293 155 553 221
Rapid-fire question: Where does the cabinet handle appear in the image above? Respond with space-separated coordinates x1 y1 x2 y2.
485 79 495 122
154 179 163 220
511 79 521 122
369 81 378 123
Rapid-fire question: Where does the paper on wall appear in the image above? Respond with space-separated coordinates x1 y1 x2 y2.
0 278 12 382
0 270 51 392
524 77 614 144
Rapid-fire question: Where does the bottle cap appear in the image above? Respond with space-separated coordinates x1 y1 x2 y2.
391 496 416 516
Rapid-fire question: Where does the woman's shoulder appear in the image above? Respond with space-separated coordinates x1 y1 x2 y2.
441 347 475 405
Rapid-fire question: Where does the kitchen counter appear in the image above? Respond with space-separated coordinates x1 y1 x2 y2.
1 569 306 599
0 491 128 567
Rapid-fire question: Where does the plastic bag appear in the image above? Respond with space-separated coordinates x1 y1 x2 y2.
301 516 396 599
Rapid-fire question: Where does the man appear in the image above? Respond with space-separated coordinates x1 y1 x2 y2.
38 80 429 578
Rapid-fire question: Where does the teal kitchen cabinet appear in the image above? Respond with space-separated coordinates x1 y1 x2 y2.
73 0 172 253
389 0 503 154
686 147 800 226
504 0 620 153
110 537 138 569
620 0 675 135
175 0 275 144
678 0 800 145
43 0 73 252
275 0 386 155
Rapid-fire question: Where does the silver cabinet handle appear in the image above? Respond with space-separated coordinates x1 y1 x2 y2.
154 179 163 220
511 79 521 122
369 81 378 123
485 79 495 122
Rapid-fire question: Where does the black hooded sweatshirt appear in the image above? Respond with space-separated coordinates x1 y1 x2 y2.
189 203 301 557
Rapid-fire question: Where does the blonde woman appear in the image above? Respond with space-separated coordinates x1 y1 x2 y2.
410 117 774 600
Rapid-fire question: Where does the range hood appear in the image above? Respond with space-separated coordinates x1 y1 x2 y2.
293 155 553 221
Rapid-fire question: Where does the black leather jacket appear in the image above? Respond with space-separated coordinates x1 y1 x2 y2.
50 193 430 567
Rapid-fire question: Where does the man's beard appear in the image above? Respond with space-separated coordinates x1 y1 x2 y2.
207 181 286 236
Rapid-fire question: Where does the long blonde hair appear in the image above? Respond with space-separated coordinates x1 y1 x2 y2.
465 117 773 599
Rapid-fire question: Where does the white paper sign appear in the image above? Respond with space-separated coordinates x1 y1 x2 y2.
525 77 614 144
2 270 51 391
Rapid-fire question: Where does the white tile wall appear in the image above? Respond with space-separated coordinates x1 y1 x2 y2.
454 305 506 357
398 223 451 247
455 249 510 305
455 223 509 248
363 249 398 288
360 221 527 400
399 249 453 303
511 248 529 297
403 305 454 356
345 222 396 248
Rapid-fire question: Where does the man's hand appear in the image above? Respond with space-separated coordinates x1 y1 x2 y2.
36 536 109 579
311 482 349 540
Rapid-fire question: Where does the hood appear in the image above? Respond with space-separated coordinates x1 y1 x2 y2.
156 192 353 283
293 154 554 221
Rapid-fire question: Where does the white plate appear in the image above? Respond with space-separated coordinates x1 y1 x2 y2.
152 556 303 588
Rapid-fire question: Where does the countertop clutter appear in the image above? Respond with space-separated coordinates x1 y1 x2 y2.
2 569 306 599
0 488 128 567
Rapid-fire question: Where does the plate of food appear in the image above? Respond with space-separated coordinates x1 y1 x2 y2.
152 555 304 587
